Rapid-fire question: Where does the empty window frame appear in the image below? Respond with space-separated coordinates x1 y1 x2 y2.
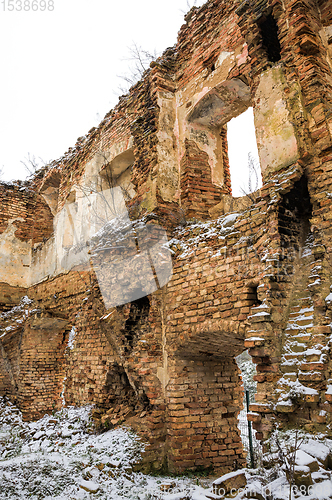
226 107 262 197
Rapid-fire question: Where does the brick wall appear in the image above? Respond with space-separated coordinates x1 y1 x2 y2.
166 357 245 472
180 139 225 219
0 183 53 244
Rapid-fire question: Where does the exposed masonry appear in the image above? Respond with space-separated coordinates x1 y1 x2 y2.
1 0 332 474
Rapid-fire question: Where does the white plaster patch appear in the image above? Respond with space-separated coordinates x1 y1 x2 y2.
216 51 232 69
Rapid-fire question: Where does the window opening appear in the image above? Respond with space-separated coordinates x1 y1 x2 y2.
259 13 281 63
227 107 262 197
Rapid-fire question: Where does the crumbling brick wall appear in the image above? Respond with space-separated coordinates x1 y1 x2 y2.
0 183 53 244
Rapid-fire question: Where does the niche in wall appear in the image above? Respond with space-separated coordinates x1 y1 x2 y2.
278 175 313 249
39 171 61 216
258 13 281 63
100 149 135 196
123 295 150 351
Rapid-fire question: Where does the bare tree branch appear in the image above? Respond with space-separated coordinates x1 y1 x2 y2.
72 150 134 236
272 429 306 500
116 43 159 94
20 153 47 176
180 0 203 14
239 152 260 202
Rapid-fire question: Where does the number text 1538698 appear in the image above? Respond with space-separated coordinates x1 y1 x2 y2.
2 0 54 11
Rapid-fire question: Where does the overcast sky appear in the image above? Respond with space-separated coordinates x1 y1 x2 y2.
0 0 260 195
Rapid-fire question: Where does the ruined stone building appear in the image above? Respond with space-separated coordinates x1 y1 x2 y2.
1 0 332 474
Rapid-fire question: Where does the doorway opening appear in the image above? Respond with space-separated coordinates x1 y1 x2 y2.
236 350 262 467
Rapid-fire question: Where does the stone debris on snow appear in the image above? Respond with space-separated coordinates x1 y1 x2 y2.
0 398 223 499
1 398 332 500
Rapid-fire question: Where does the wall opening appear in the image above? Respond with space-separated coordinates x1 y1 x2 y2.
123 295 150 350
92 149 136 224
247 285 262 308
278 175 313 249
105 363 135 403
236 350 262 467
102 362 153 416
259 13 281 63
227 107 262 197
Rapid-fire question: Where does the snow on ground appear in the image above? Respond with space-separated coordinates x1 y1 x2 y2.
0 398 216 499
1 398 332 499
